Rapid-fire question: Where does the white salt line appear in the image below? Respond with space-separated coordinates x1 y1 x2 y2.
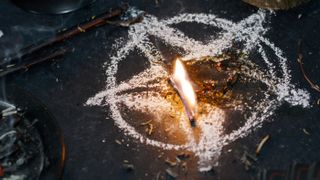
259 36 291 84
196 107 225 170
224 99 278 144
258 43 276 76
163 13 235 29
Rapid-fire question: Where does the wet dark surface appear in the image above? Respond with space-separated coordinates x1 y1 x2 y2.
0 0 320 179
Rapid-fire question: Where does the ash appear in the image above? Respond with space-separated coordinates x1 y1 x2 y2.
0 102 44 179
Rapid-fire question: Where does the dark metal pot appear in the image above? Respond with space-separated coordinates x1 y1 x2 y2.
243 0 310 10
11 0 95 14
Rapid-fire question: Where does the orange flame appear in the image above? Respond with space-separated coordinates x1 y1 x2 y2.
171 58 197 122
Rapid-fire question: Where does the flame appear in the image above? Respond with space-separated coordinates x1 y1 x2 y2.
172 58 197 114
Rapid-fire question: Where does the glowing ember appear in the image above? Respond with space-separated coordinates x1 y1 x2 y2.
170 59 198 125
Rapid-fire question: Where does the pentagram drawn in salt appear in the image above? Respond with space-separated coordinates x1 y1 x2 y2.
86 9 310 171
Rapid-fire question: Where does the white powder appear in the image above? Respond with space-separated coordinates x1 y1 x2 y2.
86 8 311 171
0 30 3 38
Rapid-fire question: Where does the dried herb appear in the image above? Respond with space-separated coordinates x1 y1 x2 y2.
158 152 164 159
77 26 86 33
115 139 122 145
148 124 154 135
165 168 178 179
256 135 270 155
181 162 188 175
140 120 154 135
140 120 152 126
214 62 222 72
165 158 177 167
297 40 320 93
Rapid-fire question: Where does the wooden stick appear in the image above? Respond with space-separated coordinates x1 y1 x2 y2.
0 49 67 77
297 40 320 93
0 5 127 65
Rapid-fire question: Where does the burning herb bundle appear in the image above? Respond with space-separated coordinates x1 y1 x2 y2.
163 50 245 112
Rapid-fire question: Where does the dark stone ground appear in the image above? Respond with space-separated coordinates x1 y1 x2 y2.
0 0 319 179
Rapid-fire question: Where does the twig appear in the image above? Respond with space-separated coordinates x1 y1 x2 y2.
147 124 153 135
165 158 177 167
140 120 152 126
0 5 145 78
302 128 311 135
256 135 270 155
0 49 67 78
297 40 320 93
0 6 128 65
